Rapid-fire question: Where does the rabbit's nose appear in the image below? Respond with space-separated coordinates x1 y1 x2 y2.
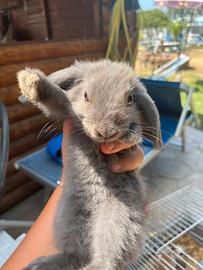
95 128 119 140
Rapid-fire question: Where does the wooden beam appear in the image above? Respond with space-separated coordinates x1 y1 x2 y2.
9 114 49 142
0 39 107 66
0 180 42 214
93 0 102 38
9 131 49 159
42 0 52 39
7 103 39 123
0 52 104 87
4 171 32 194
0 85 20 105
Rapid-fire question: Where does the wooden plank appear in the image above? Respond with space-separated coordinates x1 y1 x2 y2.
9 132 43 159
9 130 54 159
0 52 104 87
10 114 49 141
0 85 20 105
42 0 52 39
7 103 39 123
4 171 32 194
93 0 102 38
6 143 46 178
102 0 111 5
102 6 111 23
0 39 107 66
0 180 42 214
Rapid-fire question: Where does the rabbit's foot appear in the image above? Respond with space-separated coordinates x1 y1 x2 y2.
17 68 42 103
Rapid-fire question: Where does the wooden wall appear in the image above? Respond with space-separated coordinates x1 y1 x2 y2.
101 0 112 36
0 0 49 40
0 0 136 42
46 0 102 40
0 39 107 213
0 0 103 41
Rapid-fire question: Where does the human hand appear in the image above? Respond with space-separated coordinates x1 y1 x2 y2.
62 119 144 173
100 142 144 173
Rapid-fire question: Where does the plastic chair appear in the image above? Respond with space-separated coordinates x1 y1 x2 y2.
151 54 190 81
140 79 195 167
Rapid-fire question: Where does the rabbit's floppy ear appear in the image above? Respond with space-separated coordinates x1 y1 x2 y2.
133 90 162 149
48 65 83 90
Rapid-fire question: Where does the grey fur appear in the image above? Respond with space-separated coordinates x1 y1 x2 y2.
17 60 162 270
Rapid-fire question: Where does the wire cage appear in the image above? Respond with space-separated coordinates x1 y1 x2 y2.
129 186 203 270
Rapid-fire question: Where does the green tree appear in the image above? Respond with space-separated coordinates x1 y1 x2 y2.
140 9 187 42
140 9 170 29
168 21 186 41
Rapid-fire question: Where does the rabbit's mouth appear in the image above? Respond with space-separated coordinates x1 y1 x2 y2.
83 122 142 144
82 125 122 143
94 131 123 143
94 125 141 143
118 123 143 145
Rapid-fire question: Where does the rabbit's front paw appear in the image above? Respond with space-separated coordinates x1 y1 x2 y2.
17 68 41 103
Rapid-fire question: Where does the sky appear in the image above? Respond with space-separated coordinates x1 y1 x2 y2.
139 0 155 10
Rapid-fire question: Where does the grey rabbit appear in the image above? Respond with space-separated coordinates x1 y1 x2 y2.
17 59 162 270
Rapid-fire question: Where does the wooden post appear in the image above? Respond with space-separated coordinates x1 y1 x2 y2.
93 0 103 38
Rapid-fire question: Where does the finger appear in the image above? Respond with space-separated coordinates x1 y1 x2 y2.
62 119 72 138
100 141 136 154
62 119 72 162
111 146 144 173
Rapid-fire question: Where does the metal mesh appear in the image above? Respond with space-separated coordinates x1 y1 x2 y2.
129 186 203 270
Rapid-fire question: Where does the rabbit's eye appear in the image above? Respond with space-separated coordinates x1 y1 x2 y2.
127 94 133 105
84 92 89 102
